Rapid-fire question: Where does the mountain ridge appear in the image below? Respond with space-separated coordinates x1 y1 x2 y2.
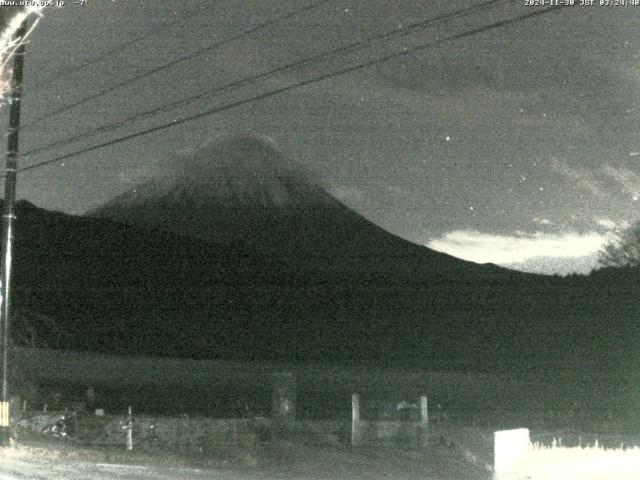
3 197 638 373
3 135 635 373
87 134 518 276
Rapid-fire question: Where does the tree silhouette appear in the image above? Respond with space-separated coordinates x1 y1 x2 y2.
598 223 640 268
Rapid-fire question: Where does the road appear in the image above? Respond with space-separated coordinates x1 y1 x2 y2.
0 456 268 480
0 443 492 480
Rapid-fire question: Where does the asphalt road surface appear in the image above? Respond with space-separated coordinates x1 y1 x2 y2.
0 443 492 480
0 456 267 480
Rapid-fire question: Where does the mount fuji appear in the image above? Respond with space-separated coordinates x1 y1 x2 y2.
4 134 634 372
88 133 494 277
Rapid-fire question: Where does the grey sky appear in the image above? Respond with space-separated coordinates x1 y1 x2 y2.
6 0 640 274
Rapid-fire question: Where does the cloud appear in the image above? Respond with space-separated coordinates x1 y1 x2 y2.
595 218 618 230
602 165 640 199
550 158 604 196
533 217 553 226
427 230 608 274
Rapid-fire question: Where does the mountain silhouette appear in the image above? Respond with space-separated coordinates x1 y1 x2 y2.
89 134 471 267
3 135 638 374
89 134 333 248
9 198 525 370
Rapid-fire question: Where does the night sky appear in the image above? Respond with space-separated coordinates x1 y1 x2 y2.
4 0 640 275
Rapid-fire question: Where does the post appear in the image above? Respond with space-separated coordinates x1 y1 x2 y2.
271 372 296 422
420 395 428 446
125 406 133 451
86 387 95 409
420 395 428 426
0 19 27 447
351 393 361 446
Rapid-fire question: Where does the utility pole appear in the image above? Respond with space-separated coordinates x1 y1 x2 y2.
0 19 27 447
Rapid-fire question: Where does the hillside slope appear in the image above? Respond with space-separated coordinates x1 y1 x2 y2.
4 136 638 372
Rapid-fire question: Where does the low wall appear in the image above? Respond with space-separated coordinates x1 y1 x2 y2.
100 415 267 449
357 420 427 446
16 412 351 450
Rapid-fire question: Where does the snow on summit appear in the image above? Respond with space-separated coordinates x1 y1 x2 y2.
165 134 318 207
105 133 323 210
87 133 341 246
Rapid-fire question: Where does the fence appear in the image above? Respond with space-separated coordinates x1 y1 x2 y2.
16 373 432 450
351 393 429 447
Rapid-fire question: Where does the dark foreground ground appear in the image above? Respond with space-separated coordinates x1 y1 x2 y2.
6 407 640 479
0 416 499 480
7 347 639 479
0 437 491 480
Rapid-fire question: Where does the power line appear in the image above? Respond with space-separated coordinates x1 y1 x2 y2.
22 0 512 159
22 0 332 129
20 4 566 173
34 7 204 88
18 5 569 175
